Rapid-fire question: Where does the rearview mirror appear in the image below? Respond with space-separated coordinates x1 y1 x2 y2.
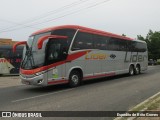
13 41 27 52
37 35 68 49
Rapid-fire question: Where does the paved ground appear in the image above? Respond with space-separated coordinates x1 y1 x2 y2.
0 66 160 120
0 76 21 88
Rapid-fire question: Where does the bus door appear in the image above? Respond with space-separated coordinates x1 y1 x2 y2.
46 38 67 83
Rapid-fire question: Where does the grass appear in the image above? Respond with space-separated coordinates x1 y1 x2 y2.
131 94 160 111
114 92 160 120
147 98 160 110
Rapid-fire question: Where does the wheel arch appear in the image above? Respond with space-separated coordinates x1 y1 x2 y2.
129 63 135 70
136 63 141 68
67 66 83 80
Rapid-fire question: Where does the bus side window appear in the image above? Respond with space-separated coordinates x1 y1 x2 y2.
0 50 3 58
107 38 115 51
118 39 127 51
93 35 107 50
4 50 10 58
52 29 76 49
131 41 137 52
135 42 147 52
72 32 93 50
15 50 22 58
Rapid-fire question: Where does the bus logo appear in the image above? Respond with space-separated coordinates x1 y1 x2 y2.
110 54 116 59
85 52 107 60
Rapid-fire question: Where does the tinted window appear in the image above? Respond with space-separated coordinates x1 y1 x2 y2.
12 50 23 58
127 41 147 52
46 38 68 64
72 32 131 51
52 29 76 50
107 38 128 51
107 38 118 51
135 42 147 52
127 41 133 51
93 35 108 50
72 32 93 50
0 48 10 58
118 39 127 51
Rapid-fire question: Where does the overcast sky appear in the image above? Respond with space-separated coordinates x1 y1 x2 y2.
0 0 160 41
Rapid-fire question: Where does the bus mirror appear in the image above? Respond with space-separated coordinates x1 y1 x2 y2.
37 35 68 49
13 41 27 52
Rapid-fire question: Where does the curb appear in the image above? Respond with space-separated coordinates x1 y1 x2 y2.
114 92 160 120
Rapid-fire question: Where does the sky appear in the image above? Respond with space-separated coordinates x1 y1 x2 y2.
0 0 160 41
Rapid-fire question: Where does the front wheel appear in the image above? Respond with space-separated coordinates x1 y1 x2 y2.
69 71 81 87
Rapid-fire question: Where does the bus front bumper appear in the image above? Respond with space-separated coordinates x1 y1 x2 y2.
20 74 45 86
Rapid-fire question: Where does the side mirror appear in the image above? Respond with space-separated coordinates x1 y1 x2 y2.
13 41 27 52
37 35 68 49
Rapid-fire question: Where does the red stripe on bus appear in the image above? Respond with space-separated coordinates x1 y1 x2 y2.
83 72 115 80
31 25 133 41
67 50 91 61
48 80 68 85
21 50 91 75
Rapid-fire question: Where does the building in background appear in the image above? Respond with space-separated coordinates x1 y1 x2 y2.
0 38 18 46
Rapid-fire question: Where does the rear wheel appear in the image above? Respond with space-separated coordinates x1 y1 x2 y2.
129 65 134 76
135 65 141 75
69 71 81 87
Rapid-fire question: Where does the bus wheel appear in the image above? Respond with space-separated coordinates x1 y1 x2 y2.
135 65 141 75
69 71 81 87
129 65 134 76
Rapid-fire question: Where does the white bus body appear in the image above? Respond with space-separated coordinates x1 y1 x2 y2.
13 25 148 87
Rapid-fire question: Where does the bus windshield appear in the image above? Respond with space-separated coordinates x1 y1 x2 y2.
21 32 51 70
21 29 76 70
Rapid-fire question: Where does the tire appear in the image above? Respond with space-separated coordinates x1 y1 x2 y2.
129 65 134 76
69 71 81 87
10 68 19 74
135 65 141 75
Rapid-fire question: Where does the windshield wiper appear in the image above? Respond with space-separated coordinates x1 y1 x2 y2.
21 47 36 69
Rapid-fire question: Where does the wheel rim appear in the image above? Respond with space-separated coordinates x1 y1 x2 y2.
130 67 134 75
136 66 140 74
71 75 79 85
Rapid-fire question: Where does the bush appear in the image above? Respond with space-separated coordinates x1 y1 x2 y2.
157 59 160 65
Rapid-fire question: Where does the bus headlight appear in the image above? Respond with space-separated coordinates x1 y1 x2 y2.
35 71 44 76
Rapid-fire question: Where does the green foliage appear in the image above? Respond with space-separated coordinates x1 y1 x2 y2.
137 30 160 60
157 59 160 65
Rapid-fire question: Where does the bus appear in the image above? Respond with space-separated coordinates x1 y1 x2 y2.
13 25 148 87
0 45 23 75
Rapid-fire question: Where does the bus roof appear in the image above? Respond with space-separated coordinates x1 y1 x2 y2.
134 39 146 43
31 25 134 41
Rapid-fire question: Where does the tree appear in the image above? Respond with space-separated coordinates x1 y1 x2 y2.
137 30 160 60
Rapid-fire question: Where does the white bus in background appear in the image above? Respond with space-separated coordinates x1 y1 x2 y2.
13 25 148 87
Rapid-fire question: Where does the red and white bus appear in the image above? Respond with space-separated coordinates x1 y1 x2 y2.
13 25 148 87
0 45 23 75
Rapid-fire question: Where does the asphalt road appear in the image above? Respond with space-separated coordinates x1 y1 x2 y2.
0 66 160 119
